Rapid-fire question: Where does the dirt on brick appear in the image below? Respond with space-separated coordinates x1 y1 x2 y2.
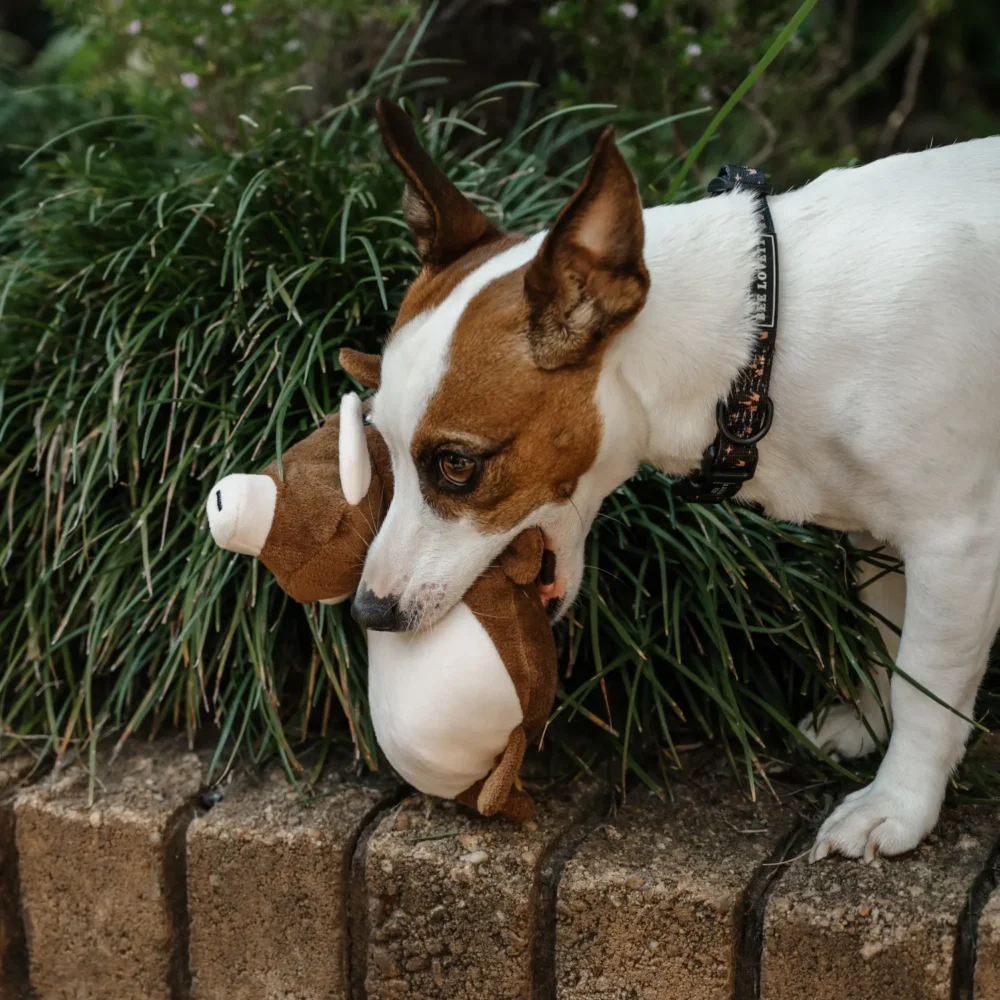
186 758 398 1000
359 778 600 1000
5 737 1000 1000
761 804 1000 1000
556 759 793 1000
14 742 203 1000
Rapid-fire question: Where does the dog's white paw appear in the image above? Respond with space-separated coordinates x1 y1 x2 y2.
809 782 936 863
798 702 886 759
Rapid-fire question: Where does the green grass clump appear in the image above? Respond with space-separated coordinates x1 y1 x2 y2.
0 46 988 796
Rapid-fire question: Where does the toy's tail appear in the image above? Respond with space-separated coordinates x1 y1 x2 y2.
476 726 529 818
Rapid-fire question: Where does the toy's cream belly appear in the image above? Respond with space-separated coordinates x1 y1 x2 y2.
367 601 523 798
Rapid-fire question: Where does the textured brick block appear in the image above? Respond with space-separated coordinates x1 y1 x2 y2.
556 761 791 1000
761 804 999 1000
187 759 398 1000
976 881 1000 999
15 743 203 1000
358 781 598 1000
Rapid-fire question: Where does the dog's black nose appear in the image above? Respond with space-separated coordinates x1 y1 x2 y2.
351 585 406 632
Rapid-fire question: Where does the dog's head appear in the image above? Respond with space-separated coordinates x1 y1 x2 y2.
349 99 649 633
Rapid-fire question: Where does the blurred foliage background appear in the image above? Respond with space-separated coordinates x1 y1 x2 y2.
6 1 998 191
0 0 997 795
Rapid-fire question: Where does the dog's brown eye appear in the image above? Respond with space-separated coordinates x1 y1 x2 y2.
439 452 476 486
422 445 491 495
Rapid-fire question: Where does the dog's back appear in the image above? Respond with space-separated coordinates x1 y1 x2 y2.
746 137 1000 534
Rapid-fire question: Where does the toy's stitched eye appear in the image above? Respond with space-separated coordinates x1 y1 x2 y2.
362 410 373 426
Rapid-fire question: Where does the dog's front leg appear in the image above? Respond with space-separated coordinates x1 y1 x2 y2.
810 529 999 862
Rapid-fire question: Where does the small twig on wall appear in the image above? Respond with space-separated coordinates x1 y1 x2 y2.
878 25 931 155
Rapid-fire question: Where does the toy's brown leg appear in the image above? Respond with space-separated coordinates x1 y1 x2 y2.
498 785 535 823
455 780 535 823
455 782 485 813
477 726 526 817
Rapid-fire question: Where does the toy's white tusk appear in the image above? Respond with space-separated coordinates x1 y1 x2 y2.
339 392 371 506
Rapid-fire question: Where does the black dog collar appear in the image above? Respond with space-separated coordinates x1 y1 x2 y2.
673 165 779 504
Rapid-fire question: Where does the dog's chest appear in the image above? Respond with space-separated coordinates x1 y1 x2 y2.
367 601 523 798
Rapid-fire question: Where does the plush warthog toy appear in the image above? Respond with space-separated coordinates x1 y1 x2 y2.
207 389 557 821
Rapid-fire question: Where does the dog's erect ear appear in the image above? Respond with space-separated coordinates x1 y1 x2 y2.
339 348 381 389
376 98 500 267
523 127 648 371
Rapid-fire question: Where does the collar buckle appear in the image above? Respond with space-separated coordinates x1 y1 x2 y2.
672 443 757 504
707 165 774 197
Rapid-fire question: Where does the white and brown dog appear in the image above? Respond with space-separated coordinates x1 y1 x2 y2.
346 97 1000 863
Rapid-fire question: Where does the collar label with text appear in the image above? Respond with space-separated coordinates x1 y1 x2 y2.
753 232 777 331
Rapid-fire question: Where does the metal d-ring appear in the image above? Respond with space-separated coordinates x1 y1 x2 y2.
716 397 774 446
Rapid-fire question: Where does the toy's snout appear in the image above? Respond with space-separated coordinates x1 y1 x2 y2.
206 473 278 557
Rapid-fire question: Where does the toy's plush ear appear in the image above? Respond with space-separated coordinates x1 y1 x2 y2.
500 529 546 586
340 348 381 389
339 393 372 506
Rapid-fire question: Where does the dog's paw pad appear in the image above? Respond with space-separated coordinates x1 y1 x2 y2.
809 783 933 863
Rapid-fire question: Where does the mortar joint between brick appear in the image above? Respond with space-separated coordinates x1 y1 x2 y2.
732 818 812 1000
164 794 200 1000
531 786 617 1000
347 786 408 1000
0 756 51 1000
951 829 1000 1000
0 798 35 1000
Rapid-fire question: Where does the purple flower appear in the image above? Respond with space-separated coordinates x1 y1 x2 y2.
685 42 702 58
193 35 206 47
618 3 638 18
221 3 234 14
180 72 200 90
127 19 142 35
